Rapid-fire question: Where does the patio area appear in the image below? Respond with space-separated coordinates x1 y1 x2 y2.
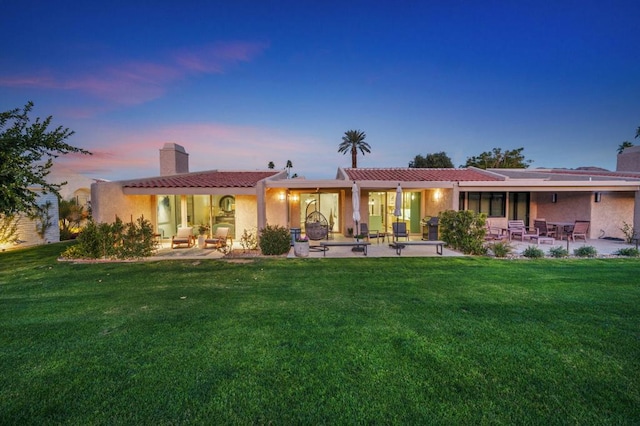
149 234 638 259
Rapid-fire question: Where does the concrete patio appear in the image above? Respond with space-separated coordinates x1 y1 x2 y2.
150 234 639 260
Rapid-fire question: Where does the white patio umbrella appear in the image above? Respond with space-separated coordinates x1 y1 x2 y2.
394 183 402 241
352 181 360 235
394 183 402 217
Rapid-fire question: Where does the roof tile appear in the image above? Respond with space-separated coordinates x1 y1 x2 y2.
123 171 280 188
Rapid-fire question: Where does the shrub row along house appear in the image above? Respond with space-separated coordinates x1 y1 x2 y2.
90 143 640 244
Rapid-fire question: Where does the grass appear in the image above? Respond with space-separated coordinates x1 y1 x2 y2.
1 243 639 424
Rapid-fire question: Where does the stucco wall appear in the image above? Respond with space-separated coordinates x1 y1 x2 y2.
535 191 634 239
235 195 257 240
2 191 60 251
91 182 152 224
590 192 635 240
265 189 288 228
423 189 451 217
536 192 591 222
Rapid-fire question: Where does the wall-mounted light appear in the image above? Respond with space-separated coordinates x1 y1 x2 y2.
291 194 299 202
278 192 286 201
433 189 442 202
595 192 601 203
552 193 557 203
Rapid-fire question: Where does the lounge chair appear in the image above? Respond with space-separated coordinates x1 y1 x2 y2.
534 219 556 238
566 220 589 242
204 227 231 250
360 222 384 243
171 227 194 249
507 220 526 241
392 222 409 241
485 220 505 241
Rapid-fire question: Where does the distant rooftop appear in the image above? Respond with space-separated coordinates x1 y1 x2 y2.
343 168 502 182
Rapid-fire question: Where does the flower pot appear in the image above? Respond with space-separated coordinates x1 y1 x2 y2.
294 241 309 257
197 235 206 248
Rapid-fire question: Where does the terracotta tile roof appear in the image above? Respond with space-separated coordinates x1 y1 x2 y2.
123 170 280 188
344 168 502 182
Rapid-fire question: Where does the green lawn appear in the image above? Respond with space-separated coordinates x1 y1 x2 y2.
1 243 639 425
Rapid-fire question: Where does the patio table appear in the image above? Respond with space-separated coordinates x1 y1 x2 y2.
548 221 575 240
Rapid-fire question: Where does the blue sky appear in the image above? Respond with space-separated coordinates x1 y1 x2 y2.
2 1 639 181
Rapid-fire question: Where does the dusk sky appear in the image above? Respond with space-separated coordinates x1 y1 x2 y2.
2 1 639 181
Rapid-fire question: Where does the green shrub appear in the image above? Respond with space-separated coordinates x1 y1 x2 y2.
548 246 569 258
522 245 545 258
574 245 597 258
259 224 291 255
439 210 487 255
619 222 637 244
614 247 640 257
487 240 512 258
240 228 259 252
61 216 156 260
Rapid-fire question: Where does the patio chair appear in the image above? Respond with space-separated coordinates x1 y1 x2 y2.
392 222 409 241
305 211 329 240
204 227 231 250
171 226 194 249
507 220 526 241
567 220 590 242
534 219 556 238
485 220 504 241
360 222 384 243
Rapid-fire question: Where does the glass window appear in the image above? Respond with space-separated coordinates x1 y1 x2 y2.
463 192 505 217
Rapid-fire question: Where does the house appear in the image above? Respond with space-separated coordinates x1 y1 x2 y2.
0 188 60 251
0 163 99 251
91 143 640 243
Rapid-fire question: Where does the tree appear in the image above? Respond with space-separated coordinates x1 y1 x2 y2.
462 147 531 169
618 141 634 154
636 125 640 139
267 161 275 169
0 102 90 216
59 198 87 240
338 129 371 168
409 152 454 168
285 160 293 178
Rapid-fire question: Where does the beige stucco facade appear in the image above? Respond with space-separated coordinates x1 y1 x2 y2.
87 144 640 245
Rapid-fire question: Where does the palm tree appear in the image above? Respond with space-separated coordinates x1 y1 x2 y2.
618 141 634 154
285 160 293 178
338 130 371 168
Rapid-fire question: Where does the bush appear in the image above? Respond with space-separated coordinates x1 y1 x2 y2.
259 224 291 255
61 216 156 259
522 245 545 258
548 246 569 258
614 247 640 257
439 210 487 255
619 222 637 244
240 228 259 252
574 246 598 258
487 241 512 258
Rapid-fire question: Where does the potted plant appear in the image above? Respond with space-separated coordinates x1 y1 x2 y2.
294 235 309 257
197 224 209 248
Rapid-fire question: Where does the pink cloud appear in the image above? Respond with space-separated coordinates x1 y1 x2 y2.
56 121 331 180
173 41 269 74
0 41 269 107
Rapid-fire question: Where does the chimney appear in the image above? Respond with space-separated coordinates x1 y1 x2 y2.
616 145 640 172
160 143 189 176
